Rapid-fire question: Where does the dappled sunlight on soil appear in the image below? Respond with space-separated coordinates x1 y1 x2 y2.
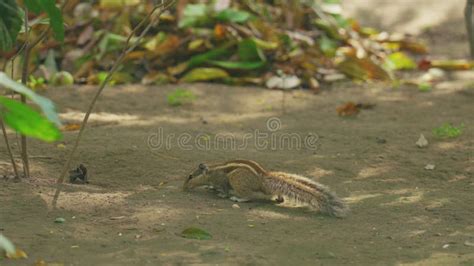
1 81 472 265
355 164 392 180
38 188 131 212
344 192 383 204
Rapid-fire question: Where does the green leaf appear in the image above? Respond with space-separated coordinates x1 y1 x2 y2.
383 52 416 70
0 72 61 126
181 67 229 82
0 96 62 142
215 9 251 23
100 0 140 8
314 19 342 40
97 32 127 60
207 60 265 70
0 0 22 51
432 123 463 139
180 227 212 240
178 4 209 28
19 0 64 39
418 82 432 92
166 88 196 106
185 41 236 70
319 35 337 57
238 38 264 62
24 0 42 14
38 0 64 42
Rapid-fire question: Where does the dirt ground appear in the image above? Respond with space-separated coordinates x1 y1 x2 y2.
1 3 474 266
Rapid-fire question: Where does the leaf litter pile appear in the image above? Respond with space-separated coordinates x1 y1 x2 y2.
2 0 473 94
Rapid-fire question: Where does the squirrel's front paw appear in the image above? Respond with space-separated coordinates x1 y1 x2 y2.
230 196 250 203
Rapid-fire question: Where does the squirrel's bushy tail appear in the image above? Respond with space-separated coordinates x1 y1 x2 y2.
266 172 349 218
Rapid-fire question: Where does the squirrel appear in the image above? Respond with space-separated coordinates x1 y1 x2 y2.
183 159 349 218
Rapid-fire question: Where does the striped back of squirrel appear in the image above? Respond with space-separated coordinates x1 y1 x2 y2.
210 160 349 217
209 159 268 176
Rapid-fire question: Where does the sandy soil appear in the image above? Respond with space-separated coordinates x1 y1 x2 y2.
1 3 474 266
1 78 473 265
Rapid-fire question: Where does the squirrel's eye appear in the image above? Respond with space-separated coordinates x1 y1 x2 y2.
188 175 193 180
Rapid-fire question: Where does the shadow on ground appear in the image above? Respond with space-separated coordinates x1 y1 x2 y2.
1 78 473 265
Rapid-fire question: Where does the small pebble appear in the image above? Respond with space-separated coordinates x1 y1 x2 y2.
232 204 240 209
425 164 435 170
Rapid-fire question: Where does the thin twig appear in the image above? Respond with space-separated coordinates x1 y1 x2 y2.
20 7 30 178
0 119 20 180
52 0 176 208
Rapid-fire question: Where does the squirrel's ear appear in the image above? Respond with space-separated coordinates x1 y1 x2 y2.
198 163 208 170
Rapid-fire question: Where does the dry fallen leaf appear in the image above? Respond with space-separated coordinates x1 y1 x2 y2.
337 102 359 116
214 24 226 39
337 56 392 81
416 134 428 148
63 123 81 131
0 234 27 259
337 101 375 116
265 75 301 90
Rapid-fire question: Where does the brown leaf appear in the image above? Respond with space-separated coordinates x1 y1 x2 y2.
337 56 391 81
337 102 375 116
337 102 360 116
125 51 147 61
399 40 428 54
214 24 226 39
430 59 474 70
63 123 81 131
77 25 94 46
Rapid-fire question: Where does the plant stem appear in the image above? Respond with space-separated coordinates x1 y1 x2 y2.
52 0 176 208
15 4 61 179
20 8 30 178
0 119 20 180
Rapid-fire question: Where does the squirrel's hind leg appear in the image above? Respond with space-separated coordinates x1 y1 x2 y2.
227 169 273 202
